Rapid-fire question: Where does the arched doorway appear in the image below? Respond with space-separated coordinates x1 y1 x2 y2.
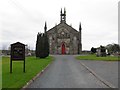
61 43 66 54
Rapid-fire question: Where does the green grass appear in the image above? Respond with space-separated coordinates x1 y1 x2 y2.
76 54 119 61
0 56 2 90
2 56 54 89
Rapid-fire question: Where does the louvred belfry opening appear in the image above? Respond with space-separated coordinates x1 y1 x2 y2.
61 43 65 54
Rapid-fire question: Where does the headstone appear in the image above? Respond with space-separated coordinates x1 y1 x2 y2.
96 45 106 57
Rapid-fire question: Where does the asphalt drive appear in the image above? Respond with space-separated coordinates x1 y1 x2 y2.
27 55 117 88
78 59 118 87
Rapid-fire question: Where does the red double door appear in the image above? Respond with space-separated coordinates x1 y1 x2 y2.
61 43 65 54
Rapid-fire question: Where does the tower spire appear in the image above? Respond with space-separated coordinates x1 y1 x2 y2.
79 22 82 41
60 8 66 23
64 7 66 15
44 21 47 33
79 22 82 31
61 8 62 15
78 22 82 54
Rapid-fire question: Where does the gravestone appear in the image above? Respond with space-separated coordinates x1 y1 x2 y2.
10 42 25 73
96 45 106 57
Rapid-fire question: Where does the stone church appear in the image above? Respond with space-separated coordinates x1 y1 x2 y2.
44 8 82 54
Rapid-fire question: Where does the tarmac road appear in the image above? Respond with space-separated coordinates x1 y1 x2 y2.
78 59 118 88
27 55 115 88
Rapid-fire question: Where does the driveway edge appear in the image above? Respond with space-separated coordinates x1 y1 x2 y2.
21 58 54 89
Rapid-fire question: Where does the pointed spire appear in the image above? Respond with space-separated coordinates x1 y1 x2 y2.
79 22 82 30
60 8 66 23
61 8 62 15
64 7 66 15
44 21 47 33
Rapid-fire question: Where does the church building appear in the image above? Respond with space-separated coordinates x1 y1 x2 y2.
44 8 82 54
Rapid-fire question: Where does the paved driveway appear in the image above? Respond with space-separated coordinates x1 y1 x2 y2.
27 55 114 88
78 59 118 87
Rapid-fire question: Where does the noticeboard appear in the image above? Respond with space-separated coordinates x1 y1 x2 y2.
11 42 25 60
10 42 25 73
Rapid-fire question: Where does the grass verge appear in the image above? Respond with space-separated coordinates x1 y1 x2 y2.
76 54 119 61
0 56 2 90
2 56 54 89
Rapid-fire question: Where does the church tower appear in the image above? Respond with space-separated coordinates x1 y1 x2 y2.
60 8 66 23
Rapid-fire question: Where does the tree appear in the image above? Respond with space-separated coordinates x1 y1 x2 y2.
44 33 49 57
91 47 96 53
35 33 40 57
35 32 49 58
106 43 120 54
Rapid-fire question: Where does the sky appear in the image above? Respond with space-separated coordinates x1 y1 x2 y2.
0 0 119 50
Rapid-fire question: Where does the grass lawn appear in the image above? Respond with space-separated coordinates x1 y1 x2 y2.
0 57 2 90
2 56 54 89
76 54 119 61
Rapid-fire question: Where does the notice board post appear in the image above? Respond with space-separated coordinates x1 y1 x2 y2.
10 42 25 73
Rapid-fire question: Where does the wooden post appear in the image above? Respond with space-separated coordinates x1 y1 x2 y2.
23 60 25 73
10 58 12 73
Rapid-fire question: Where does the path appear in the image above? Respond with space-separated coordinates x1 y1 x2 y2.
27 55 114 88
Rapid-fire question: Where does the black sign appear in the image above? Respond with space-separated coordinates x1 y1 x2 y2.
11 42 25 60
10 42 25 73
